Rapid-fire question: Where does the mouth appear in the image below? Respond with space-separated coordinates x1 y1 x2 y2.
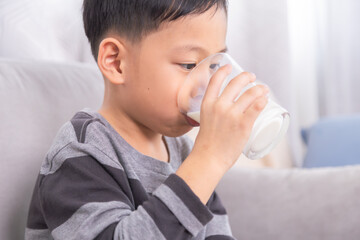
183 113 200 127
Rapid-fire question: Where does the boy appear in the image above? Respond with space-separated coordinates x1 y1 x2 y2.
26 0 268 239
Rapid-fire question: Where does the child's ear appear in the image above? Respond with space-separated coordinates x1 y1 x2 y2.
97 37 127 85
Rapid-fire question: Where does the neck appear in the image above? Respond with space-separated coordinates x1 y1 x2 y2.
99 104 169 163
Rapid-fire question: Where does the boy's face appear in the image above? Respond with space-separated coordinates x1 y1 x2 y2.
116 7 227 137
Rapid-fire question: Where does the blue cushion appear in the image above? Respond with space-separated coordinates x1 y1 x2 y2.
302 115 360 168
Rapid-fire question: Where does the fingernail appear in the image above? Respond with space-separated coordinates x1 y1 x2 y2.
250 72 256 79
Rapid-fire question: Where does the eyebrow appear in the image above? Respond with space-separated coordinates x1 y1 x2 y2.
172 44 228 54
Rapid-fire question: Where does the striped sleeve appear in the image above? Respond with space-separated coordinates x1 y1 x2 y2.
204 192 236 240
28 155 213 240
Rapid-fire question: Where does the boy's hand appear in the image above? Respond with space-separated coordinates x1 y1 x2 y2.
193 64 269 172
176 64 269 204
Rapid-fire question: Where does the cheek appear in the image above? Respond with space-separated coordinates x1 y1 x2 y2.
150 67 184 115
149 65 182 98
134 54 185 118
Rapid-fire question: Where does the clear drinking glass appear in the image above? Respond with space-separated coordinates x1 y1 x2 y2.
178 53 290 160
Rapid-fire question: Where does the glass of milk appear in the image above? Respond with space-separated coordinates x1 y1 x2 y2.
178 53 290 160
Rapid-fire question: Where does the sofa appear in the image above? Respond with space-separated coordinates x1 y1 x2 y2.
1 58 360 240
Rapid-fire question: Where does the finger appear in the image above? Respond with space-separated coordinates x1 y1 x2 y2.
219 72 256 103
202 64 232 102
242 96 269 124
234 85 269 113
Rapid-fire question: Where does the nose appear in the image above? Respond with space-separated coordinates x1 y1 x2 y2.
178 54 224 113
189 63 212 98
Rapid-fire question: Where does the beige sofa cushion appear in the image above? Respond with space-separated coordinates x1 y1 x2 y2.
217 164 360 240
0 58 103 239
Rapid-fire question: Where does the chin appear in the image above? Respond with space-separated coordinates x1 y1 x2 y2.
162 125 194 137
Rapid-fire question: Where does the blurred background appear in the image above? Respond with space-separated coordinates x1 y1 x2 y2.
1 0 359 167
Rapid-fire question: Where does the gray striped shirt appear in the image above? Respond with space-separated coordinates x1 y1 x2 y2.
26 109 234 240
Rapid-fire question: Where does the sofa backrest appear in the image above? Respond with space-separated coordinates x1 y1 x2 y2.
0 58 103 240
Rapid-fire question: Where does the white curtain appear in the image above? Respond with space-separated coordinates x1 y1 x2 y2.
227 0 360 166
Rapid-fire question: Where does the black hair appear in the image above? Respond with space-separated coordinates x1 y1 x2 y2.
83 0 228 60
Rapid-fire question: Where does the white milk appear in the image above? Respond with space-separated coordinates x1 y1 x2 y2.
243 100 290 159
250 117 282 152
187 111 201 123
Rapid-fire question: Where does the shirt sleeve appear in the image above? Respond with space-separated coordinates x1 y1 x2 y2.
176 135 236 239
203 192 237 240
35 155 214 240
